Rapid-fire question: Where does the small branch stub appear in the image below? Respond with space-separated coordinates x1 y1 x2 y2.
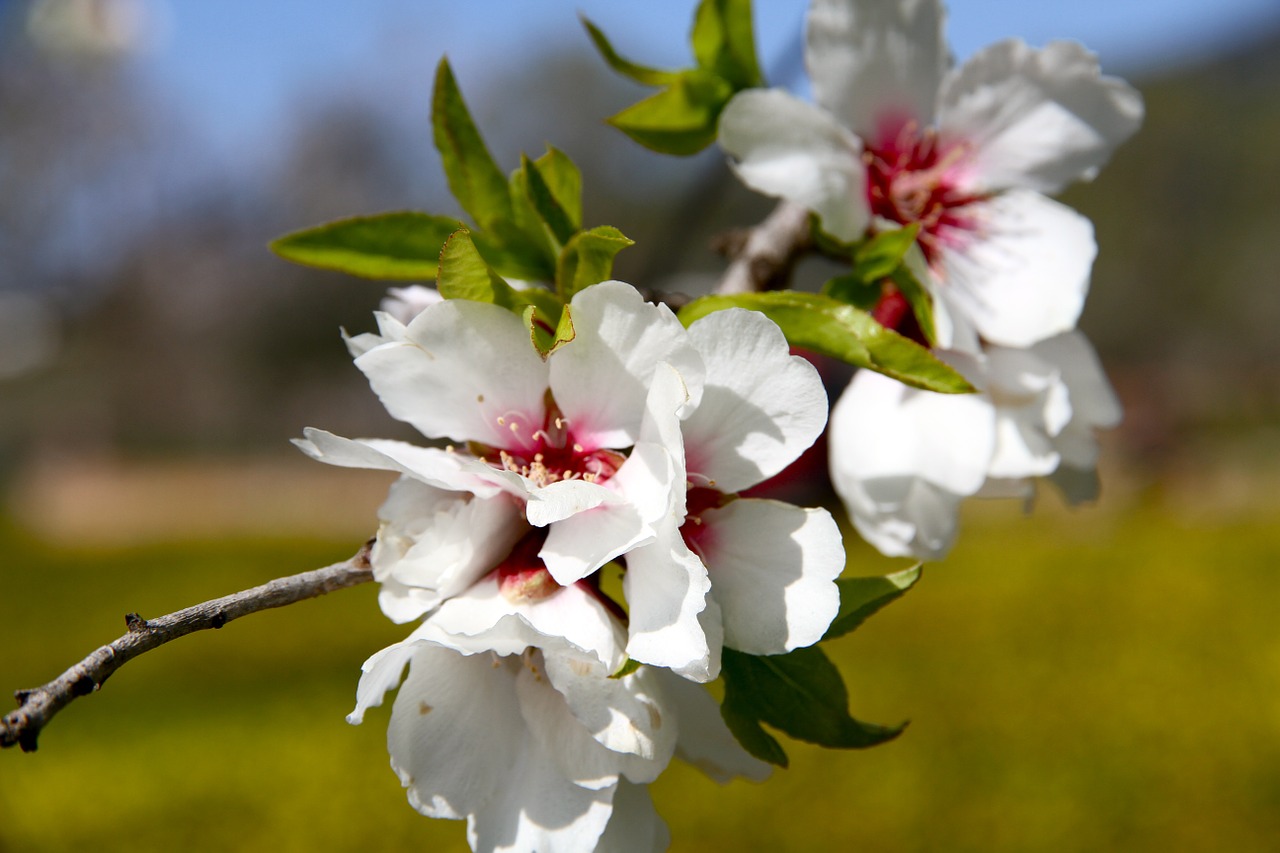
2 541 374 753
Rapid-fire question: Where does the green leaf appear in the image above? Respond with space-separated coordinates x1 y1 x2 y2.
889 246 938 345
432 59 513 232
471 226 557 283
523 297 574 359
851 224 921 283
607 70 734 156
556 226 634 301
821 272 881 311
720 698 789 768
678 291 975 393
436 229 521 309
691 0 764 88
824 565 923 641
520 154 577 247
533 147 582 231
721 647 906 760
269 212 463 280
580 15 680 87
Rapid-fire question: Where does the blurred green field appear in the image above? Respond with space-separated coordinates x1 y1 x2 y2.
2 492 1279 852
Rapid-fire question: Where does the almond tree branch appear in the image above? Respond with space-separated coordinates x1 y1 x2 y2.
2 541 374 753
713 199 814 295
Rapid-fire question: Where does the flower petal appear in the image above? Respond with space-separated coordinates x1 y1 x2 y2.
697 499 843 655
939 39 1143 195
373 478 526 623
533 657 676 775
683 309 828 491
549 282 703 449
806 0 947 140
719 89 869 243
355 298 549 448
657 670 771 784
594 780 671 853
293 428 506 497
938 190 1095 348
428 577 628 673
829 368 995 559
386 643 526 821
623 523 717 682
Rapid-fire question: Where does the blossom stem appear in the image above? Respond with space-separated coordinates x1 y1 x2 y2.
1 541 374 753
713 199 814 294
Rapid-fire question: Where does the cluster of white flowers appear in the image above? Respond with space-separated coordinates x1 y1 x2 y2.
720 0 1141 559
294 1 1141 849
300 281 840 850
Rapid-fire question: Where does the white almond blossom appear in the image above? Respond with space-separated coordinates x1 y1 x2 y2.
829 331 1121 560
348 556 768 853
624 309 844 681
719 0 1143 350
299 282 843 684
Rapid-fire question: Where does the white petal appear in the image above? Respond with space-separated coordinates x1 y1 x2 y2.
683 309 828 491
525 479 617 527
697 499 843 655
829 369 994 560
806 0 947 140
355 298 550 448
429 578 628 673
939 40 1143 195
293 428 505 497
347 623 434 725
937 190 1095 348
533 657 675 776
1031 331 1121 469
719 89 869 243
594 780 671 853
657 670 771 784
623 523 717 682
549 281 703 449
373 478 526 622
466 755 615 853
387 643 526 821
830 366 994 494
540 501 650 586
515 662 644 790
849 473 966 560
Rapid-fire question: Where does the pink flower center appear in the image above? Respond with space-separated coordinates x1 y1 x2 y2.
863 119 986 266
474 396 626 489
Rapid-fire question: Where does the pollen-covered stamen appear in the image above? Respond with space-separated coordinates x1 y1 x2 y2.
863 119 988 266
480 394 627 488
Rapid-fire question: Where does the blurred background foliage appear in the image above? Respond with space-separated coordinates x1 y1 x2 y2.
1 0 1279 850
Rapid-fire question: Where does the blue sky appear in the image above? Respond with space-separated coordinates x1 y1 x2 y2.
129 0 1280 167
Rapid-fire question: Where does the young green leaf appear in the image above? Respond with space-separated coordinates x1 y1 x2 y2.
678 291 974 393
432 59 513 232
533 147 583 232
580 15 680 87
822 272 881 310
607 70 734 156
269 212 463 280
523 297 574 360
556 226 634 301
721 647 906 759
436 229 521 308
691 0 764 89
824 565 923 641
852 224 921 283
520 154 577 247
889 245 938 345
